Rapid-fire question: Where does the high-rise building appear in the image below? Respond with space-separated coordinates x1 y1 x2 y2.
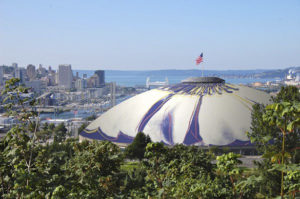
12 63 18 68
37 64 46 76
87 74 99 88
58 64 73 89
15 67 27 83
0 65 3 86
94 70 105 87
75 78 87 90
26 64 36 80
12 63 18 77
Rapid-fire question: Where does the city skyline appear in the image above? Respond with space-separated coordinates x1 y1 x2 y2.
1 0 300 70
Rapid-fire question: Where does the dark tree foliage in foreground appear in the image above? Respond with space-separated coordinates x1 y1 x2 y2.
124 132 151 160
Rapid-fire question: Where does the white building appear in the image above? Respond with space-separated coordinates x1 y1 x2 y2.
80 77 271 147
58 64 73 89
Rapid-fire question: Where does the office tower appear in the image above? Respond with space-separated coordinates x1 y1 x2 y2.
12 63 18 68
26 64 36 80
12 63 18 77
87 74 99 88
75 78 87 91
58 64 73 89
15 67 26 83
38 64 46 76
94 70 105 87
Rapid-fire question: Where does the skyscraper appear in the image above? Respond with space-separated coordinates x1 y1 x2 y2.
58 64 73 89
75 78 87 90
12 63 18 77
94 70 105 87
15 67 26 83
26 64 36 80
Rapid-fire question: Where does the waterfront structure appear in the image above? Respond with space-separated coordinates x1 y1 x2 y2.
26 64 36 80
146 77 169 89
58 64 73 89
81 77 270 146
284 68 300 86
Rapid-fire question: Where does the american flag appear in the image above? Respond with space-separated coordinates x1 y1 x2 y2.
196 53 203 65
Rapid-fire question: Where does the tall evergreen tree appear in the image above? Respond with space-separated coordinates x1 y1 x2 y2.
124 132 151 160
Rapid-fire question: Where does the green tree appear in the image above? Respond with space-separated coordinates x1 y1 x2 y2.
248 86 300 198
124 132 151 160
85 114 97 121
78 123 88 134
64 141 123 198
272 86 300 103
263 101 300 198
53 123 68 143
0 78 40 197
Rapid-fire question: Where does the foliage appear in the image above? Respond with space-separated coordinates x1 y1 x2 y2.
85 114 97 121
124 132 151 160
263 101 300 197
247 86 300 198
78 123 88 134
63 140 123 198
53 123 68 143
272 86 300 103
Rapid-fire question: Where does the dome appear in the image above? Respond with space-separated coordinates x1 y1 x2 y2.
80 77 270 146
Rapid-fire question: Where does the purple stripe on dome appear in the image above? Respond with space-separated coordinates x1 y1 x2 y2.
183 96 203 145
161 113 174 145
225 85 239 90
137 93 174 132
80 128 134 143
221 87 234 93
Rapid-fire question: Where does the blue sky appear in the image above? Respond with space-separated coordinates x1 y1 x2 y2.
0 0 299 70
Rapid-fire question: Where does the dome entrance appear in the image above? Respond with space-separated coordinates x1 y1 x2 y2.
182 77 225 84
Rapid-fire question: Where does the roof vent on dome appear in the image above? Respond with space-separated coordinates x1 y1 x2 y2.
181 77 225 84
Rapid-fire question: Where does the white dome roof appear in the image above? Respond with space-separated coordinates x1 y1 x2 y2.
80 77 270 146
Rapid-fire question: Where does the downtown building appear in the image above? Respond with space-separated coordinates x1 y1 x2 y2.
58 64 73 89
26 64 36 81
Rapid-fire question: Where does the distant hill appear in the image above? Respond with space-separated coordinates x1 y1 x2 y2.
254 66 300 79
